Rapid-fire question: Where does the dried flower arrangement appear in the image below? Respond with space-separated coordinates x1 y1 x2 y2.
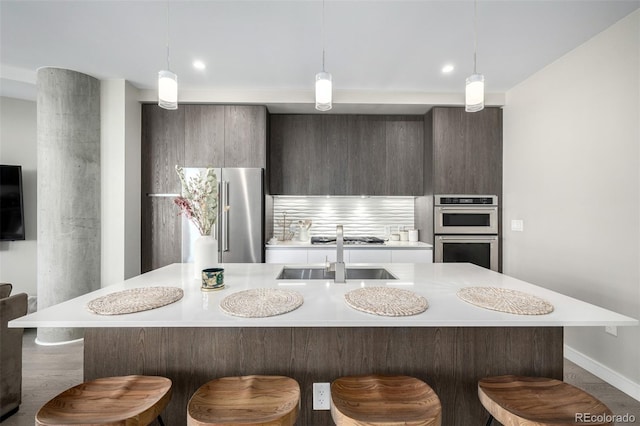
174 166 218 236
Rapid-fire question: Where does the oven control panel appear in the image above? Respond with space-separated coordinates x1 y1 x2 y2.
435 195 497 206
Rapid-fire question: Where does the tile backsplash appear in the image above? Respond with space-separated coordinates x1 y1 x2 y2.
273 196 414 240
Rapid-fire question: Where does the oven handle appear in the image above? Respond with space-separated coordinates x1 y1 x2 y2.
437 207 497 211
436 236 498 240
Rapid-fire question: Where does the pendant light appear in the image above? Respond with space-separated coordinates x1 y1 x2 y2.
315 0 332 111
158 1 177 110
465 0 484 112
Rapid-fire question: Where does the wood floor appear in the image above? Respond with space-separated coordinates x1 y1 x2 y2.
2 329 639 426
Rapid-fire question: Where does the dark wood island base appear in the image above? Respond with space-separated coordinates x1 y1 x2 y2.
84 326 563 426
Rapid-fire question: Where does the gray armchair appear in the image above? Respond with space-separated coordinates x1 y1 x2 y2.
0 283 28 421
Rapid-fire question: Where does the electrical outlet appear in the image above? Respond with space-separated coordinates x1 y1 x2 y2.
605 325 618 336
313 382 331 410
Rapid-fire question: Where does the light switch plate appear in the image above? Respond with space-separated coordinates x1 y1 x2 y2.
511 219 524 232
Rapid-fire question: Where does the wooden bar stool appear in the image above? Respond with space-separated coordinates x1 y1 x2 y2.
331 374 442 426
35 375 172 426
187 375 300 426
478 375 614 426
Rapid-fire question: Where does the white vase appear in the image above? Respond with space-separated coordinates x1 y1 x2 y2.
194 235 218 280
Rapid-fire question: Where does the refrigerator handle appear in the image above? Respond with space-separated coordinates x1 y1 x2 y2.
221 180 230 252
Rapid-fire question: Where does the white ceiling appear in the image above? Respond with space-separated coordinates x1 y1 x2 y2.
1 0 638 113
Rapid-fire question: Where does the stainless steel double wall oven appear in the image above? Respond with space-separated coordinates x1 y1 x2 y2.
434 195 499 271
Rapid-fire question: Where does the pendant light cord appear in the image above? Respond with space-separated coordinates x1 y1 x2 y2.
473 0 478 74
321 0 326 72
165 0 171 71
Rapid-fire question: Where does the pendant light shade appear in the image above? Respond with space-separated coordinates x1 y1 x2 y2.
315 71 332 111
158 1 177 110
465 0 484 113
315 0 332 111
465 73 484 112
158 70 178 110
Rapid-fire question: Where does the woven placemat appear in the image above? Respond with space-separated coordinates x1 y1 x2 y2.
219 288 304 318
457 287 554 315
344 287 428 317
86 287 184 315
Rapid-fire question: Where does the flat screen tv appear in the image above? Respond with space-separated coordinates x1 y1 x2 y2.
0 165 26 241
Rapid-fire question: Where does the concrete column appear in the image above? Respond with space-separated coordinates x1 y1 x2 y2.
37 68 100 344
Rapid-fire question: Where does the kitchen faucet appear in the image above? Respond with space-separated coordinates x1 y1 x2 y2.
327 225 346 283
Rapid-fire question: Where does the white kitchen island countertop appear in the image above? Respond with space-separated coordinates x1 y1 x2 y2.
11 263 637 329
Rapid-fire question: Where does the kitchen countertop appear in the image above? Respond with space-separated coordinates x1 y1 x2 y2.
11 263 637 329
266 240 433 249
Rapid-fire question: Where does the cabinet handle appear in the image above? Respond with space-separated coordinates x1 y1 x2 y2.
221 181 230 252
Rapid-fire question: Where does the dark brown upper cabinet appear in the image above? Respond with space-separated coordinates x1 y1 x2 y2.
224 105 267 168
141 105 185 194
183 105 267 168
385 116 424 195
320 115 350 194
347 116 387 195
270 115 326 194
428 107 503 196
184 105 225 167
270 114 423 195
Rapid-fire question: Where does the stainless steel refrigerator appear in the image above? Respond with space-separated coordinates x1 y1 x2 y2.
181 168 264 263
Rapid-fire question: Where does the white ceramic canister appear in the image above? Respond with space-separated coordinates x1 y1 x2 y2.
408 229 419 242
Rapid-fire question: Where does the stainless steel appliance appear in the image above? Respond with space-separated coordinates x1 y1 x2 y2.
434 194 499 271
311 236 385 245
434 195 498 234
434 235 498 271
182 168 264 263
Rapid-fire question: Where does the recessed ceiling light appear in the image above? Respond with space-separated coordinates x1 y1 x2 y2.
442 64 454 73
193 60 206 70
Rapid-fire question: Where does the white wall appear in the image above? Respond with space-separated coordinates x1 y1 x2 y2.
100 80 141 287
0 97 37 298
124 82 141 280
503 9 640 395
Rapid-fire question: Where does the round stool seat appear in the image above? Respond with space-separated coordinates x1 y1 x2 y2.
478 375 614 426
331 375 442 426
187 375 300 426
35 375 172 426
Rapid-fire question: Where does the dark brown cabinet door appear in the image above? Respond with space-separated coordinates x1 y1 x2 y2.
270 114 423 195
432 107 502 196
141 105 185 194
347 116 387 195
184 104 224 167
141 105 185 272
141 197 181 273
321 115 349 195
385 116 424 195
183 104 266 168
270 115 324 194
224 105 267 167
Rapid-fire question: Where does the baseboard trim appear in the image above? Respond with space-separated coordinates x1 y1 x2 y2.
565 344 640 402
